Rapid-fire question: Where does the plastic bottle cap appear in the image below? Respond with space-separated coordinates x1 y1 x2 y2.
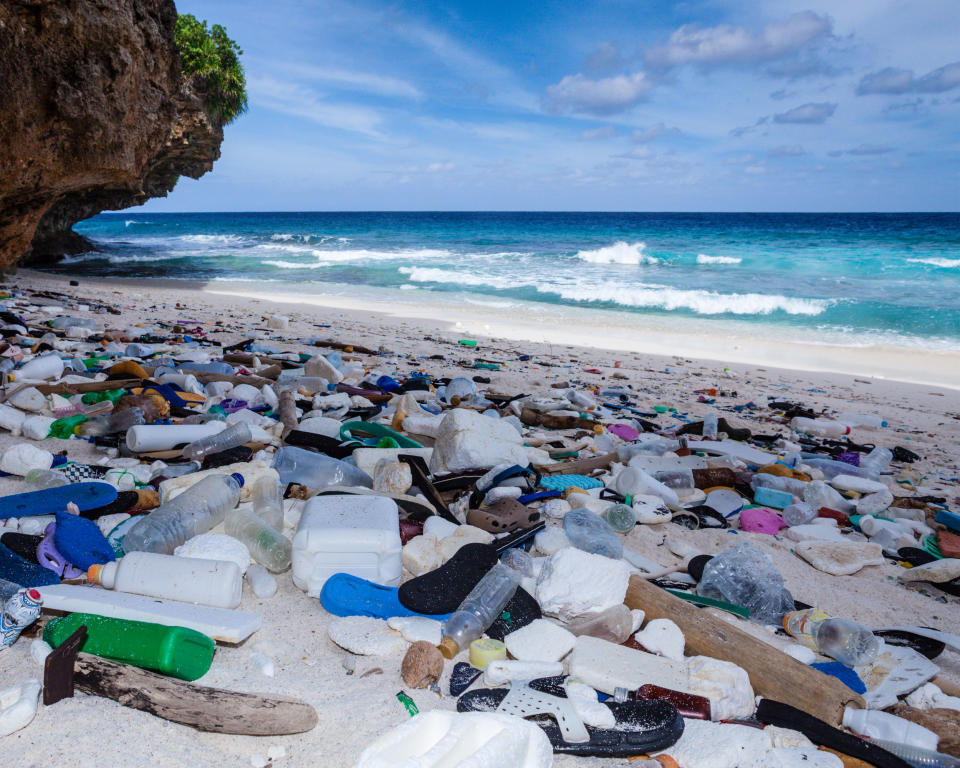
469 637 506 669
230 472 245 488
87 564 103 583
439 637 460 660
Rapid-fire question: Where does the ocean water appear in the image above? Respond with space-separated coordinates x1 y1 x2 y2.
48 211 960 351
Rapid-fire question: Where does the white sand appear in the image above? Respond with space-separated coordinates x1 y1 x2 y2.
1 269 958 767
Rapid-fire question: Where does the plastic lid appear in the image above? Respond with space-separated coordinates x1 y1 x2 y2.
87 564 103 583
438 636 460 660
230 472 245 488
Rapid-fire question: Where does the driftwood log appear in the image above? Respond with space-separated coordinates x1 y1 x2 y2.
625 575 864 724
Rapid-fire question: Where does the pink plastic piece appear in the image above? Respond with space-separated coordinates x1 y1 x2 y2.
607 423 640 442
739 507 785 535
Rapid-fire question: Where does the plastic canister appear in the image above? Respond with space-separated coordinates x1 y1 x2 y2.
292 494 401 596
126 422 227 453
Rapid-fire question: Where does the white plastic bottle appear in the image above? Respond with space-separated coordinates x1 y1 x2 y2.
842 707 939 752
859 446 894 474
126 422 226 453
121 473 243 555
13 353 65 382
702 412 719 439
837 413 887 429
790 417 850 438
88 551 242 609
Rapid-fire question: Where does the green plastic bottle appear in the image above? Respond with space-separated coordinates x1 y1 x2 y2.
43 612 215 681
81 388 126 405
48 414 89 438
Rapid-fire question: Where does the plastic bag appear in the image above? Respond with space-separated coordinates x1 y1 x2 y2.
696 543 794 625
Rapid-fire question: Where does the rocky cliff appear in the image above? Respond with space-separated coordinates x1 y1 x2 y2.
0 0 224 269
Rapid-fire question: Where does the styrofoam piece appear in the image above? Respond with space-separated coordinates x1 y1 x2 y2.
34 584 261 643
628 454 708 473
484 660 564 686
328 616 406 656
631 494 673 524
634 618 685 661
293 495 402 596
906 683 960 712
793 540 885 575
898 558 960 583
535 547 631 621
430 408 530 474
686 440 775 466
353 448 432 479
387 616 443 645
857 643 940 709
402 535 440 576
0 443 54 476
175 532 252 574
830 475 888 494
623 548 697 585
534 527 570 556
704 489 744 518
782 524 848 543
0 678 41 737
564 679 615 728
355 710 553 768
686 655 755 721
504 618 576 662
569 636 689 695
126 422 227 453
422 516 458 541
437 525 494 563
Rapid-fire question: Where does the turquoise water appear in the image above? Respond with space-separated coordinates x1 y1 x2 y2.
49 211 960 350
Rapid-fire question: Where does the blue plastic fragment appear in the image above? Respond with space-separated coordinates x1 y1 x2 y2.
811 661 867 694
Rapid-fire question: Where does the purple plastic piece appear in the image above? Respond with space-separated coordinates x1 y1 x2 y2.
36 522 84 580
837 451 860 466
220 399 249 413
608 423 640 442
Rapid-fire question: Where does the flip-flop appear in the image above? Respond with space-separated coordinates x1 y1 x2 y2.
80 490 140 521
466 498 542 533
339 421 423 449
0 482 118 518
319 573 451 621
0 540 61 587
485 587 542 641
457 678 684 757
398 543 499 614
0 532 43 564
53 510 115 570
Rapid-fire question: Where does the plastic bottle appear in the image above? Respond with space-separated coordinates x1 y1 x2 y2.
271 445 372 489
859 446 894 474
703 413 719 439
125 343 154 358
859 516 913 551
654 469 695 492
784 609 881 667
751 473 809 497
445 378 477 403
438 551 529 659
563 604 634 643
43 612 214 681
0 358 15 375
603 503 636 533
842 707 939 752
149 461 202 481
782 502 817 527
88 551 243 609
76 408 146 437
120 473 243 555
177 361 235 375
23 468 68 490
126 422 226 453
224 507 291 572
49 316 97 330
13 353 64 382
48 413 88 439
802 456 880 482
0 578 42 649
252 475 284 531
245 564 278 598
790 417 850 438
181 422 253 461
837 413 888 429
868 739 960 768
803 481 854 513
563 508 623 559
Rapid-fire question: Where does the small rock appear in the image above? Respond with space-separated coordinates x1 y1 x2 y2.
401 641 444 689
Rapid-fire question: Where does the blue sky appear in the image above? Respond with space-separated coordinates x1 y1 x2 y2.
146 0 960 212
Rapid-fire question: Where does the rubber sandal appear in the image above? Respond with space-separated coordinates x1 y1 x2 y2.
53 510 115 570
485 586 542 641
0 540 61 587
0 481 118 518
467 498 542 533
0 532 43 564
458 679 685 757
80 490 140 521
398 543 498 614
319 573 451 621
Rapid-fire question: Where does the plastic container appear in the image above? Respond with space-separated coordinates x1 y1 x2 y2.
291 494 401 595
50 316 97 329
859 446 894 474
13 353 64 382
702 413 718 439
224 506 291 573
803 481 854 513
272 445 372 489
802 457 880 481
563 604 634 643
177 361 235 375
77 408 146 437
842 707 939 752
121 473 243 555
23 468 68 490
602 503 636 533
782 502 817 527
868 739 960 768
790 417 850 438
252 475 284 531
181 422 253 461
126 422 227 453
88 551 243 609
563 508 623 560
837 413 888 429
43 612 214 681
439 551 530 659
753 486 794 509
784 609 881 667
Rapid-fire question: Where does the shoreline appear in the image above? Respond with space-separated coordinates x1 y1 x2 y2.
20 268 960 390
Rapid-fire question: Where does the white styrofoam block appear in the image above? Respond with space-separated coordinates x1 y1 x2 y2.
436 525 494 563
422 516 458 541
0 678 41 738
569 636 689 695
686 656 755 721
484 660 564 686
533 527 570 556
430 408 530 474
0 443 54 476
634 618 685 661
563 680 614 729
402 535 440 577
504 619 576 662
387 616 443 645
328 616 406 656
175 532 252 574
535 547 631 621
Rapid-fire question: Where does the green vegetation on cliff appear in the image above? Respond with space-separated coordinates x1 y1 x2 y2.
174 14 247 125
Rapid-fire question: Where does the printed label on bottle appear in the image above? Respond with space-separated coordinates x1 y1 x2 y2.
783 607 830 652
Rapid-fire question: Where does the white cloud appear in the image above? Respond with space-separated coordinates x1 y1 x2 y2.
828 144 895 156
248 75 383 136
644 11 832 69
544 72 655 114
773 102 837 123
769 144 807 157
261 61 422 99
632 123 681 143
580 126 617 140
857 61 960 95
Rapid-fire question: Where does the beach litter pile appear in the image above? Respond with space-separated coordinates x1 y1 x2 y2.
0 282 959 768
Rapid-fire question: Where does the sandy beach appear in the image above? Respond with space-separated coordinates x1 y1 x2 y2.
1 268 958 767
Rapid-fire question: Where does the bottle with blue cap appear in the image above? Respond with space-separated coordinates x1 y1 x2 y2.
121 472 245 555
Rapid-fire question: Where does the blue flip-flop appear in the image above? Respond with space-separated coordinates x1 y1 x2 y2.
319 572 451 621
0 540 62 587
539 474 604 492
0 482 118 518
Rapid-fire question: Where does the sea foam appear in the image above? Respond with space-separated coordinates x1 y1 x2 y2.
697 254 742 265
576 241 656 265
908 258 960 268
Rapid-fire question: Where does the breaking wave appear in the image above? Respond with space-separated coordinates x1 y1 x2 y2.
576 241 656 265
697 254 742 265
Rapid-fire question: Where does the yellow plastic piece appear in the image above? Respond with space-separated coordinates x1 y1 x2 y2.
469 637 506 669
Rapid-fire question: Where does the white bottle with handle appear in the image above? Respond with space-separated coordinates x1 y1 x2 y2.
88 551 243 609
842 706 939 752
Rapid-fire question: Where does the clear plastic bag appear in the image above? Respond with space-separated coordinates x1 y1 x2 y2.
696 542 794 625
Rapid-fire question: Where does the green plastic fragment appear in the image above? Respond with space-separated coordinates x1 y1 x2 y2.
396 690 419 716
458 339 478 347
666 589 750 618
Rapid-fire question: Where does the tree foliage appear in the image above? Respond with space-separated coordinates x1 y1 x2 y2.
174 14 247 125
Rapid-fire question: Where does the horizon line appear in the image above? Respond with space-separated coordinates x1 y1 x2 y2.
103 209 960 215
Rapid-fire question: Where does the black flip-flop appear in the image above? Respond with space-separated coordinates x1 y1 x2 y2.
398 543 498 614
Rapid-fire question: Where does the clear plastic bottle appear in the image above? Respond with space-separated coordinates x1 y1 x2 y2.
859 446 894 474
121 473 244 555
751 473 809 497
271 446 372 489
125 343 154 357
782 502 817 527
801 456 880 481
563 604 634 643
702 412 718 439
790 417 850 438
23 468 68 490
784 609 881 667
177 361 235 375
445 378 477 403
181 422 253 461
76 407 146 437
563 508 623 559
868 738 960 768
50 316 97 329
842 707 939 752
252 475 284 531
438 551 529 659
0 358 15 375
803 481 854 513
837 413 888 429
224 507 291 572
603 503 636 533
654 469 695 492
